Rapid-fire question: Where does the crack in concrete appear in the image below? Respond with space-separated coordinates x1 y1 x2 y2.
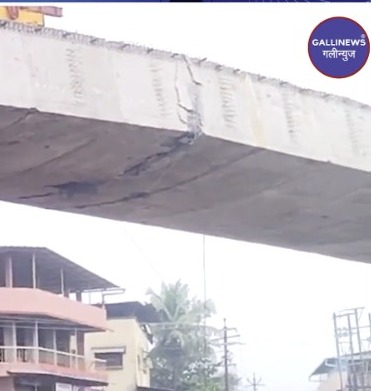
153 155 323 222
0 138 97 183
184 55 202 87
175 55 203 139
174 63 189 127
119 132 198 178
0 108 37 134
19 192 54 200
21 138 96 175
73 149 262 210
45 180 104 199
1 21 369 110
118 59 203 179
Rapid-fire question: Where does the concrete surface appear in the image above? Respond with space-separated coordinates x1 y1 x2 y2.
0 21 371 262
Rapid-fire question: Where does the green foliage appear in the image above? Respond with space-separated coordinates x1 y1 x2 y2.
147 280 239 391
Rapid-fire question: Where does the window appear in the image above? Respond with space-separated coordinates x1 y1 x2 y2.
94 352 123 369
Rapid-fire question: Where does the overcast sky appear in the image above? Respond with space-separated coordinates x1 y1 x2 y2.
2 3 371 391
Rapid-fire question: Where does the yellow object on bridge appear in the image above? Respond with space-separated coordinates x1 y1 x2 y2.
0 6 62 26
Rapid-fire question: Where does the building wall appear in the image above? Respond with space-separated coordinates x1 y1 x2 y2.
317 371 347 391
0 377 14 391
0 287 107 330
85 318 151 391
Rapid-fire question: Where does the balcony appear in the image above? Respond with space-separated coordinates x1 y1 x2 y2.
0 247 119 331
0 346 107 385
0 288 107 330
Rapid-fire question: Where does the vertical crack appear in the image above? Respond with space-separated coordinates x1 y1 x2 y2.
119 58 205 178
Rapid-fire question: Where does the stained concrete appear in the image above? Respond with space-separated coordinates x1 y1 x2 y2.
0 22 371 262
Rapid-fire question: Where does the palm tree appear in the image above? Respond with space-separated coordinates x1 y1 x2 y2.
147 280 217 391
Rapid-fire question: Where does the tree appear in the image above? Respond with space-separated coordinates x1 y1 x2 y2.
147 280 238 391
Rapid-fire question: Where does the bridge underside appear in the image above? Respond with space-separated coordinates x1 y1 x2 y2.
0 22 371 263
1 105 371 263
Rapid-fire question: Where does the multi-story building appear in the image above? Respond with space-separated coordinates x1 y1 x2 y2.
85 301 159 391
309 353 371 391
0 246 119 391
311 308 371 391
309 357 345 391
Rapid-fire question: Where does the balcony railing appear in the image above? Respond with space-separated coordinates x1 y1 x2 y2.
0 346 105 373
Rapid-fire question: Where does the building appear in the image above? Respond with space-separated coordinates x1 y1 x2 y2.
310 352 371 391
0 246 119 391
0 6 62 26
311 307 371 391
309 357 346 391
85 302 160 391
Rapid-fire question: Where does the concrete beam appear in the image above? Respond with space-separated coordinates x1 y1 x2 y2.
0 22 371 262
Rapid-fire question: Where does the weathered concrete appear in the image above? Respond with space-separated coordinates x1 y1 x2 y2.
0 22 371 262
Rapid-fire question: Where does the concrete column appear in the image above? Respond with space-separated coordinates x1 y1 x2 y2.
76 331 84 354
32 253 36 289
76 331 84 370
5 257 13 287
33 322 39 363
76 291 82 302
52 329 57 365
60 268 65 296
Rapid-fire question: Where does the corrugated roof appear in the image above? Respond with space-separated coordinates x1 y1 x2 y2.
0 246 118 292
310 351 371 378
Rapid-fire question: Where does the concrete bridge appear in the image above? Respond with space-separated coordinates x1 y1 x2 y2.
0 21 370 262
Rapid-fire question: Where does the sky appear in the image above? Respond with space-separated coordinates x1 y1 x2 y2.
2 3 371 391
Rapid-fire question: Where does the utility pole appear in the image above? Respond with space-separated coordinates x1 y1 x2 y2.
213 318 241 391
223 318 230 391
247 373 264 391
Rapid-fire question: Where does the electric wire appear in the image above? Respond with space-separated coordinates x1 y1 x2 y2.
121 226 165 284
202 234 208 391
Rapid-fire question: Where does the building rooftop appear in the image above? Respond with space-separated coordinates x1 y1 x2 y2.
105 301 160 323
0 246 118 293
310 351 371 379
103 301 161 343
310 358 338 378
104 301 160 323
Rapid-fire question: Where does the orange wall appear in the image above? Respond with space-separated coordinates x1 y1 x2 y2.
0 361 107 384
0 288 107 330
0 377 14 390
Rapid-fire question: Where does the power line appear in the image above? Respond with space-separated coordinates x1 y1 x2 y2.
121 227 164 282
202 235 207 390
